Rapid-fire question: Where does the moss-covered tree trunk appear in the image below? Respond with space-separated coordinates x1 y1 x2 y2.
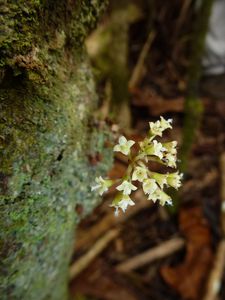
180 0 214 172
0 1 111 299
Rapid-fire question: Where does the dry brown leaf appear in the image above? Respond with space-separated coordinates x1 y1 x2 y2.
161 205 213 300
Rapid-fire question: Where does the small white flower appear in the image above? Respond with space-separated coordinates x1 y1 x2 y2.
144 140 166 159
142 178 158 195
149 120 163 136
164 141 177 155
91 176 112 195
151 172 167 188
116 180 137 195
148 189 172 206
113 136 135 156
132 166 148 182
118 195 135 212
167 172 183 189
149 116 172 137
159 116 172 130
110 194 135 215
110 194 122 216
152 140 166 159
94 118 181 215
164 152 177 168
148 191 159 203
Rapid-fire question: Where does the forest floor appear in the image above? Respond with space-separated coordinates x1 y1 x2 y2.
69 2 225 299
69 93 225 300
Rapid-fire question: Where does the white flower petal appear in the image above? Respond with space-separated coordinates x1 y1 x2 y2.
164 153 177 168
113 136 135 156
116 180 137 195
118 195 135 212
113 144 121 152
167 172 183 189
159 116 173 130
91 184 101 191
119 135 127 145
148 189 172 206
91 177 112 196
142 179 157 195
132 166 148 182
151 172 167 188
149 117 173 137
127 140 135 148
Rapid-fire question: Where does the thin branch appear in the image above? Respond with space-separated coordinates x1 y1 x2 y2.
75 190 151 251
220 152 225 234
129 31 155 90
116 237 185 273
203 152 225 300
203 241 225 300
70 229 119 280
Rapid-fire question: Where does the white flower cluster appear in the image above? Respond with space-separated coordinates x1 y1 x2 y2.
91 116 183 216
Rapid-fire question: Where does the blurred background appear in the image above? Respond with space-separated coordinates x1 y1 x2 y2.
69 1 225 299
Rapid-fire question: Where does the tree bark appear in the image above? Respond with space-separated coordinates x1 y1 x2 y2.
0 1 111 299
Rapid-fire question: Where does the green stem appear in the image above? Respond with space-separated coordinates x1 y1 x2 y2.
169 0 215 213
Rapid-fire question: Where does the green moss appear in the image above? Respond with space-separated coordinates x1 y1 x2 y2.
69 0 109 47
0 58 112 298
0 1 40 59
179 97 203 172
0 1 111 299
0 0 108 76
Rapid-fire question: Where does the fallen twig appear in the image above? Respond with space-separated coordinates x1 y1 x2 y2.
172 0 192 42
116 237 185 273
75 190 151 251
220 152 225 234
129 31 155 90
203 152 225 300
70 229 119 280
203 240 225 300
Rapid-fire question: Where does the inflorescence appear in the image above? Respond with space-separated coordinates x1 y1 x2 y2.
91 117 183 216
